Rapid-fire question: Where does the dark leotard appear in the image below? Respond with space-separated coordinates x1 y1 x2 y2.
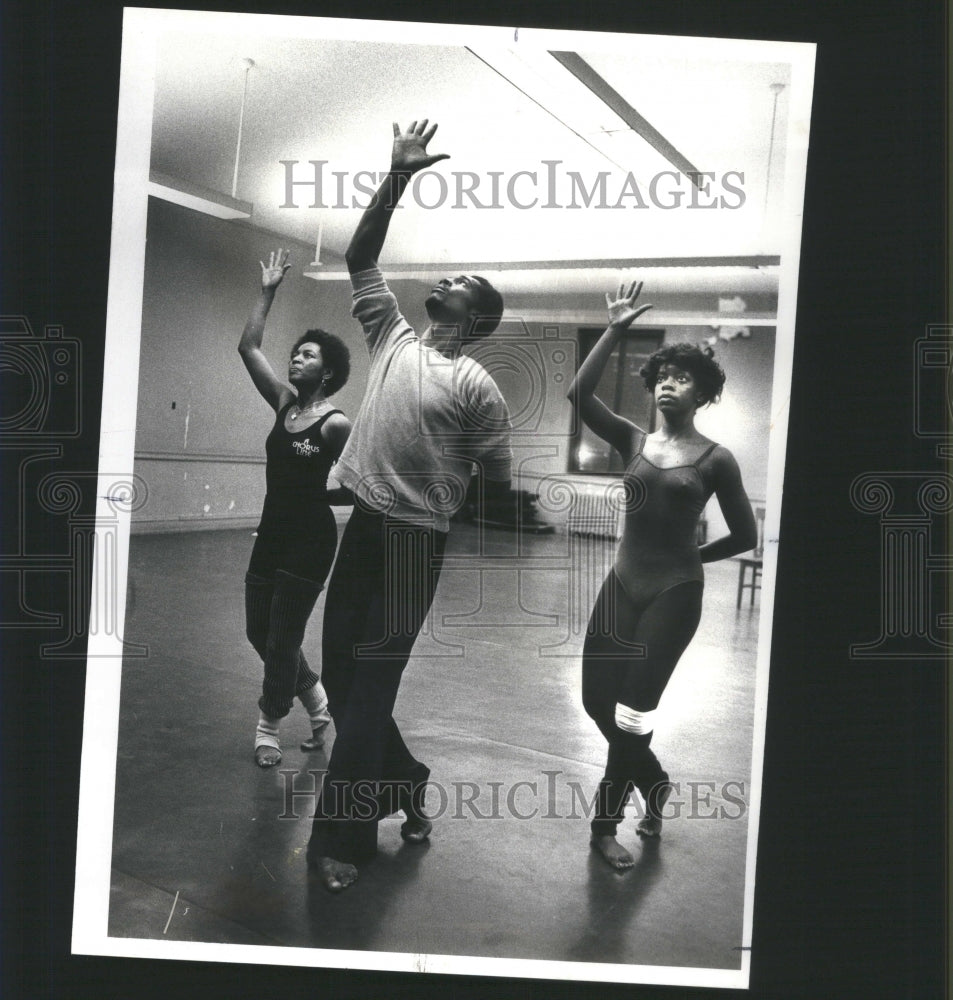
613 430 720 605
248 404 343 582
582 430 720 836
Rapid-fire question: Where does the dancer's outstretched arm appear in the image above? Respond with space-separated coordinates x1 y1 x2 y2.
345 120 449 274
567 280 653 465
238 249 295 412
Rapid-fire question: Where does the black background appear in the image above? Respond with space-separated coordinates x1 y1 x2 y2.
1 1 947 998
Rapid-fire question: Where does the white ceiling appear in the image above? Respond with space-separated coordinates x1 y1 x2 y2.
148 19 804 293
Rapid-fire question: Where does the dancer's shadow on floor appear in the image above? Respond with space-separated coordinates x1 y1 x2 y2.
303 832 433 952
565 834 664 965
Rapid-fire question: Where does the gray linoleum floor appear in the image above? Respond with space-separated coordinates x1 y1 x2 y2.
109 523 762 975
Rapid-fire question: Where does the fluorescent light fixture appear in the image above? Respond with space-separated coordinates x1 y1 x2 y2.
513 310 777 327
305 255 777 277
303 257 779 296
148 170 253 220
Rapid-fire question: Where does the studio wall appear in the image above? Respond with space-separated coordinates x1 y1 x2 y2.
132 199 775 537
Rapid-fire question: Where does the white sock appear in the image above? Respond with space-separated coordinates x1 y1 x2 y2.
299 682 331 730
255 712 280 750
615 703 656 735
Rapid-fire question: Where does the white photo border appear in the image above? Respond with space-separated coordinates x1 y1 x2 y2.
73 7 816 988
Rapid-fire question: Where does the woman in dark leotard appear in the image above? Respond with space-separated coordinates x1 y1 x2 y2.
238 249 353 768
568 280 757 869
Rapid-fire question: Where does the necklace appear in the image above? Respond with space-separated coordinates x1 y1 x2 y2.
289 399 328 421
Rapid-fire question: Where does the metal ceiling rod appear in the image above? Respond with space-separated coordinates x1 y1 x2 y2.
231 58 255 200
764 83 786 216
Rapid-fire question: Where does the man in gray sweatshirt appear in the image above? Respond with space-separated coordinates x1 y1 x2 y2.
308 120 513 892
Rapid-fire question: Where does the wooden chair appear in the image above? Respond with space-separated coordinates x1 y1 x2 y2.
736 506 765 608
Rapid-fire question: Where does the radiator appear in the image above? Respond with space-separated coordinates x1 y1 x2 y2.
567 489 622 539
566 487 708 543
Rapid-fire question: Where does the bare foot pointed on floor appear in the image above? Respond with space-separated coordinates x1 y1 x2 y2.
315 856 358 893
400 814 433 844
590 834 634 869
299 725 329 753
636 783 673 839
636 815 662 838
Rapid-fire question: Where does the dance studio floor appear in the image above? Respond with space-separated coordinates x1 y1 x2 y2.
108 522 761 975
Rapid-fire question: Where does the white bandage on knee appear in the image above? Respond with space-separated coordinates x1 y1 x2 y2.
255 712 280 750
615 703 656 735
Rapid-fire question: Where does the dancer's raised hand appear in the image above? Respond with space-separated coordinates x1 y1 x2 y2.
390 119 450 174
260 249 291 290
605 280 653 328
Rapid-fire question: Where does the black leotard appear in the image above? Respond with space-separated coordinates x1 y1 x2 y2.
613 430 719 606
248 404 343 582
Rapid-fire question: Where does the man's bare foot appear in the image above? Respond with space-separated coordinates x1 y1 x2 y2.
400 814 433 844
636 782 673 839
254 745 281 768
590 834 634 869
315 856 358 893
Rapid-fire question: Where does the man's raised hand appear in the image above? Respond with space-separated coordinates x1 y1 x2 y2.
391 120 450 174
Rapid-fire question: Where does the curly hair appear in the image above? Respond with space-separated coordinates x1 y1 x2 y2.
290 329 351 396
639 342 726 405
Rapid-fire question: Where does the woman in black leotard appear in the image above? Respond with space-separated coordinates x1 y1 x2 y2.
568 280 757 869
238 249 353 768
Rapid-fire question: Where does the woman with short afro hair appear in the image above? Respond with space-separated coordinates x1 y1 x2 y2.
568 279 757 869
238 249 353 768
639 340 726 405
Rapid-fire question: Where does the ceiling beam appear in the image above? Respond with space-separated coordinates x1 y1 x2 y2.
548 51 704 185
